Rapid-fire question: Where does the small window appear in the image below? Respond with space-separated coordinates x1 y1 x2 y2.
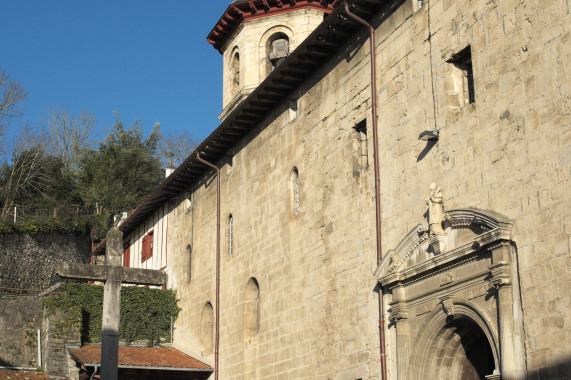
184 191 192 212
186 245 192 283
141 231 153 263
447 46 475 106
291 168 300 215
354 119 368 169
289 98 298 120
228 214 234 256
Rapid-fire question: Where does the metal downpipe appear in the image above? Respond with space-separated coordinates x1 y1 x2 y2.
343 2 387 380
196 152 221 380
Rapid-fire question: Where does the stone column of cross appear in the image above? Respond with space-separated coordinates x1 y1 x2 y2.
57 227 167 380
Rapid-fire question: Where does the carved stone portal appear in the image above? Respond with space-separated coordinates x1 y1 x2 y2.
375 208 523 380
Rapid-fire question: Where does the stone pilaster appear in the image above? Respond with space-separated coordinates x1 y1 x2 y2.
389 285 410 380
489 242 517 380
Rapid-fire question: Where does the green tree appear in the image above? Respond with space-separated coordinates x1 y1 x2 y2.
79 113 162 229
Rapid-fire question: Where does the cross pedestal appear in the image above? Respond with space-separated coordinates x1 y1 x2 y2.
57 227 167 380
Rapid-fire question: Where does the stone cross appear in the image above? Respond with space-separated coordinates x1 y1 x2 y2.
57 227 167 380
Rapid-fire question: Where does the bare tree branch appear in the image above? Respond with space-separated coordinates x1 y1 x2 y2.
0 68 27 123
158 126 199 169
0 69 28 158
0 125 52 217
42 105 97 174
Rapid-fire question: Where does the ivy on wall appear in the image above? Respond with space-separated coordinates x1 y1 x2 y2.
44 283 181 346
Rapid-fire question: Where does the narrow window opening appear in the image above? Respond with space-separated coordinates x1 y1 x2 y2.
447 46 475 106
244 278 260 338
354 119 368 169
228 214 234 256
289 98 298 120
184 191 191 213
200 302 214 354
231 52 240 96
186 245 192 283
292 168 300 215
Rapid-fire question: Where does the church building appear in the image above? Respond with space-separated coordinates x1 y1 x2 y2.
116 0 570 379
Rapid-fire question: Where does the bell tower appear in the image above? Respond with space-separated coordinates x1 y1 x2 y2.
208 0 336 121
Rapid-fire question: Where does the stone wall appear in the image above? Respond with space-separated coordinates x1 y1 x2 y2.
0 233 90 291
0 233 88 376
0 295 79 378
42 309 81 379
0 296 43 368
163 0 570 378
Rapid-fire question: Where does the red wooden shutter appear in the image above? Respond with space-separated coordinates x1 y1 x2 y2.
123 241 130 267
141 231 154 263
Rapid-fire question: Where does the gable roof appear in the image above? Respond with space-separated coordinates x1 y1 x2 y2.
94 0 399 254
67 345 213 372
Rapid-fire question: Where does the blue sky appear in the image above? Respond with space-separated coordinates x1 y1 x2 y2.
1 1 229 142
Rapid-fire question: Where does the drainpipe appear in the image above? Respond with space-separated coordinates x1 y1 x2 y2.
195 152 221 380
343 3 387 380
90 365 99 380
37 329 41 369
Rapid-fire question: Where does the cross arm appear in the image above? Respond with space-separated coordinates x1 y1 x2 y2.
57 263 167 286
57 262 107 281
121 267 167 286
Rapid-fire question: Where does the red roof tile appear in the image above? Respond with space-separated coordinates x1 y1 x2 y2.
0 369 54 380
67 345 212 371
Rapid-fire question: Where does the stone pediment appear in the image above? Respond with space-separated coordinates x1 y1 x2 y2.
374 209 513 286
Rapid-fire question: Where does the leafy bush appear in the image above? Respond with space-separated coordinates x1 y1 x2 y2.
0 218 91 235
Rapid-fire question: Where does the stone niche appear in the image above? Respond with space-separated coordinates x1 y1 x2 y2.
375 208 524 380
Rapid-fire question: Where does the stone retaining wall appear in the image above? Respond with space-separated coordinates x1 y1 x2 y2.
0 233 90 291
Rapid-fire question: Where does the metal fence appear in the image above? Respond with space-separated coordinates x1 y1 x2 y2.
2 205 93 223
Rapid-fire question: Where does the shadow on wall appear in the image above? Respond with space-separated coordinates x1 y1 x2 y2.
0 356 14 367
526 356 571 380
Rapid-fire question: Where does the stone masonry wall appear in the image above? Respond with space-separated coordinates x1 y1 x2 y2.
165 0 570 378
0 296 79 377
0 296 43 368
0 233 91 291
42 309 81 378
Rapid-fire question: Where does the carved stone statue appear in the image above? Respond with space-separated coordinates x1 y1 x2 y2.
426 183 445 235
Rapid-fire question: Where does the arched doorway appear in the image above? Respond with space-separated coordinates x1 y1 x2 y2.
426 318 495 379
409 300 500 380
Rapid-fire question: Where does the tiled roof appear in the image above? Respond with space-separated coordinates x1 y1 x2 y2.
0 369 54 380
67 345 212 371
